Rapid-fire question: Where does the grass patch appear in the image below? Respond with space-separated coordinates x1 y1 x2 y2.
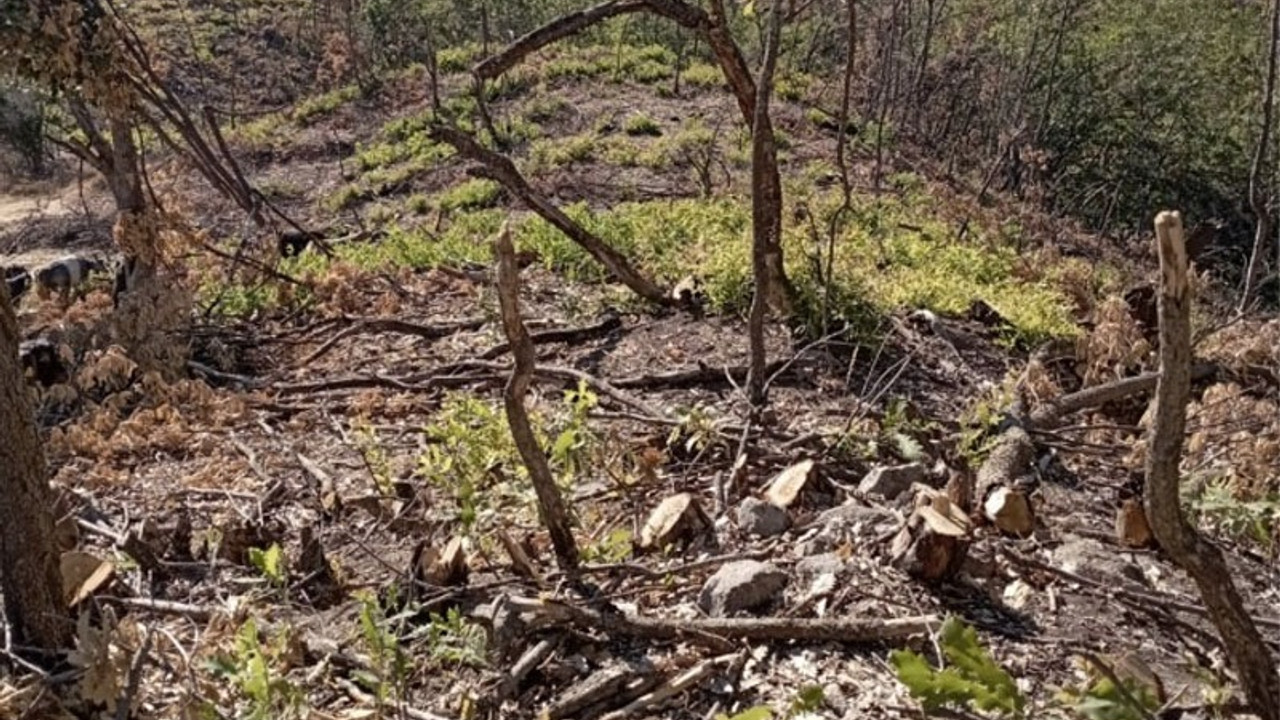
436 178 502 212
293 85 360 126
437 43 483 73
210 169 1084 344
527 133 598 170
681 62 724 89
536 43 676 86
513 193 1080 344
623 113 662 137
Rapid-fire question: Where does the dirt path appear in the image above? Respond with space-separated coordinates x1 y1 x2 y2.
0 192 73 225
0 189 110 269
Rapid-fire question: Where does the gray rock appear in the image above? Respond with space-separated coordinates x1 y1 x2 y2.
1052 537 1144 584
795 552 847 579
814 502 896 529
698 560 788 616
797 503 896 556
857 463 926 500
736 497 790 537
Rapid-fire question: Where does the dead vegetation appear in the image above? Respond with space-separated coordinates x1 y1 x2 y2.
2 2 1280 719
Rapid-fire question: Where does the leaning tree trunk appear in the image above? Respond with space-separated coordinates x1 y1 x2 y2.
0 289 69 653
1145 211 1280 720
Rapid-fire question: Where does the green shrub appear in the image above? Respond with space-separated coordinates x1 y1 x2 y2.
437 43 482 73
293 85 359 126
681 62 724 89
436 178 502 212
623 113 662 137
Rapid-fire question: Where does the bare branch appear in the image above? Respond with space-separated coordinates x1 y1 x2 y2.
428 123 672 305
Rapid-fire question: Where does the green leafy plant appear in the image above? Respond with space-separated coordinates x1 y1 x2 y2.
293 85 360 126
417 389 601 533
1185 478 1280 550
714 685 825 720
1057 670 1161 720
207 618 306 720
422 607 487 667
891 616 1026 718
582 527 633 563
624 113 662 136
880 397 929 462
549 380 600 484
248 543 287 588
353 419 395 496
436 177 501 212
352 590 410 710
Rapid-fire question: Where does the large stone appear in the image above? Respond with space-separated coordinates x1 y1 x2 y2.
698 560 788 617
736 497 790 537
858 463 926 501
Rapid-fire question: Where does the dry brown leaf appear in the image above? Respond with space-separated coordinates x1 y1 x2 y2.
1115 498 1154 548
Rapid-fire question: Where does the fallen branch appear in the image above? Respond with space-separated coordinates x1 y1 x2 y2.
505 595 936 649
598 654 737 720
976 362 1219 518
1003 548 1280 631
1028 363 1218 427
613 359 792 390
480 312 622 360
299 316 487 366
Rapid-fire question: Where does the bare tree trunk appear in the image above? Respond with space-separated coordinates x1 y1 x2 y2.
1241 0 1280 313
493 224 580 572
747 0 786 406
824 0 858 335
0 289 69 653
1145 211 1280 720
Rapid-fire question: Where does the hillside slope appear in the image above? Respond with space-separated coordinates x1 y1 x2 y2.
2 6 1280 720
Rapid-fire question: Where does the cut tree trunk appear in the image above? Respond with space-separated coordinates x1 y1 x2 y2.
493 223 580 572
1145 211 1280 720
0 289 70 652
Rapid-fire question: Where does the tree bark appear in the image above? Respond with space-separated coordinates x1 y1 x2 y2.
747 0 788 405
0 288 70 653
493 224 580 572
1240 0 1280 313
1145 211 1280 720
